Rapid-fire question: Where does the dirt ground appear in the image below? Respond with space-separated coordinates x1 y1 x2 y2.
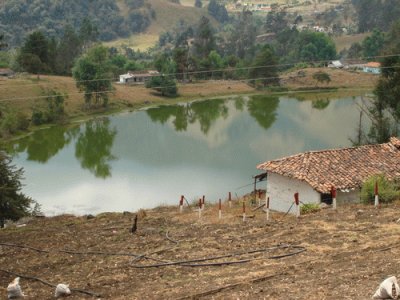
1 200 400 299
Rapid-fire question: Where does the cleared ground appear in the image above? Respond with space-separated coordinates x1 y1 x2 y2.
1 201 400 299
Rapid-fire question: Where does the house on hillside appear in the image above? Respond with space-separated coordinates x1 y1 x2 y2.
328 60 343 68
363 62 381 74
119 70 159 84
256 137 400 214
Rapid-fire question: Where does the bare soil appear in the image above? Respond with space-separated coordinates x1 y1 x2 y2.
1 201 400 299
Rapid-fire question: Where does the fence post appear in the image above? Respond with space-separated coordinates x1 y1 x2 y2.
294 192 300 218
179 195 184 213
198 198 202 219
242 201 246 222
202 195 205 210
374 181 379 208
228 192 232 208
331 186 337 210
266 197 270 221
219 199 222 219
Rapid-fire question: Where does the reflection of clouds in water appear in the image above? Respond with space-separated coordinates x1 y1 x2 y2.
169 101 242 149
37 166 245 215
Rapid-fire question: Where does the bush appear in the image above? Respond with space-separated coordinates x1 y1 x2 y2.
361 174 399 204
300 203 320 215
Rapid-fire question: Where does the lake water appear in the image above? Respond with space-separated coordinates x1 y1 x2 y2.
7 93 370 215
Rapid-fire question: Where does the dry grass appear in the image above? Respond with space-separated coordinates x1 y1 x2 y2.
333 33 371 52
1 202 400 299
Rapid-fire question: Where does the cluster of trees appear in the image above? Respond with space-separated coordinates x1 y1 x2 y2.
343 29 385 59
352 0 400 32
0 0 155 47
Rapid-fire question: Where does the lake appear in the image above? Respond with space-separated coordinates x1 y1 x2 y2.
7 93 370 215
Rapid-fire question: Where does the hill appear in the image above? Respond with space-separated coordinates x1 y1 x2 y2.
0 0 215 50
107 0 216 51
1 201 400 299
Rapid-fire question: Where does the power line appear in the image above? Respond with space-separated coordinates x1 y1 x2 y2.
0 71 375 103
0 53 399 89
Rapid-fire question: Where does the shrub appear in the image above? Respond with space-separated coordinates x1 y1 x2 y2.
361 174 399 204
300 203 320 214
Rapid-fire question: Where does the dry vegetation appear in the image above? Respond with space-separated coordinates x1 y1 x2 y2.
1 200 400 299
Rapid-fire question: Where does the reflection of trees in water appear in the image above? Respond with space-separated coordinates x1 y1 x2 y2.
247 95 279 130
311 98 330 110
75 118 117 179
146 99 228 134
8 126 77 163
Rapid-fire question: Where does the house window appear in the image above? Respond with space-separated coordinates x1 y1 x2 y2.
321 193 332 205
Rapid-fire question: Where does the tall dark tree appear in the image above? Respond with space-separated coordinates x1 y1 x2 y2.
361 29 385 59
17 31 49 75
0 151 33 228
228 10 256 59
207 0 229 23
249 45 279 87
56 25 82 75
193 17 216 59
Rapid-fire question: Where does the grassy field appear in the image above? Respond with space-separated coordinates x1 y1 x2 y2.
333 33 370 52
0 67 377 123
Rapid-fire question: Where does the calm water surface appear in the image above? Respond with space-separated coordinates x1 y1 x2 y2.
7 94 369 215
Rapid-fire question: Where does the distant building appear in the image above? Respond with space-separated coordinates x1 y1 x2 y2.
363 62 381 74
256 137 400 214
0 68 15 77
328 60 343 68
119 71 159 84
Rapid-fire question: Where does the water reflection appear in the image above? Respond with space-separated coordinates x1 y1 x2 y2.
9 126 77 163
247 95 279 130
312 98 330 110
75 118 117 179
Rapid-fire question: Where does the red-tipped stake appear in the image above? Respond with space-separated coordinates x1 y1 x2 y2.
266 196 270 221
242 201 246 222
219 199 222 219
198 198 202 219
228 192 232 208
294 192 300 218
374 181 379 208
331 186 337 210
179 195 184 213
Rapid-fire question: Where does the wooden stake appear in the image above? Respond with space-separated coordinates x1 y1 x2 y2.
179 195 184 213
202 195 205 210
218 199 222 219
198 198 202 218
228 192 232 208
266 197 270 221
242 201 246 222
294 192 300 218
374 181 379 208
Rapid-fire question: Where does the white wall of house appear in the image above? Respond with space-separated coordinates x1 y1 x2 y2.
337 190 360 203
266 172 320 214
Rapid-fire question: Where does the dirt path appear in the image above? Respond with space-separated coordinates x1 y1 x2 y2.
1 202 399 299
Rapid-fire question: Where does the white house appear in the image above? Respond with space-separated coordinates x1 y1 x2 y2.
256 137 400 214
328 60 343 68
119 70 159 84
363 62 381 74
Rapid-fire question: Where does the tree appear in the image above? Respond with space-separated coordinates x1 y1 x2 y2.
0 151 33 228
295 31 336 62
249 45 279 87
265 11 288 34
0 33 7 49
195 0 202 8
56 25 82 75
207 0 229 23
17 31 49 76
228 10 256 60
193 17 216 59
312 71 331 86
72 45 113 107
361 29 385 58
146 75 177 97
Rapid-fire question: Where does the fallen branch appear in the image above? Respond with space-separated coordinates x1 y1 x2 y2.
0 268 101 298
131 245 306 268
252 203 266 212
0 242 49 253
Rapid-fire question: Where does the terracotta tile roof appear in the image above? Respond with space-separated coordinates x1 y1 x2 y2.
257 137 400 193
365 62 381 68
